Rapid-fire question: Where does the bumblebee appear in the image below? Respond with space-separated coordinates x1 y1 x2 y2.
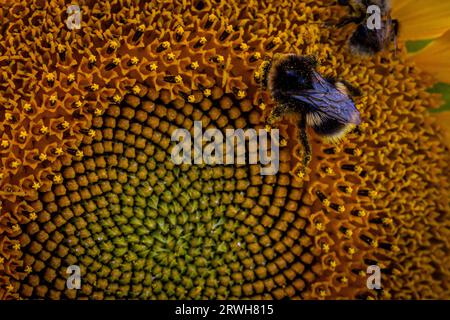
261 54 361 172
337 0 399 55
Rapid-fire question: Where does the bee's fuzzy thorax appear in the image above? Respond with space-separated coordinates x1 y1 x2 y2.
268 54 316 102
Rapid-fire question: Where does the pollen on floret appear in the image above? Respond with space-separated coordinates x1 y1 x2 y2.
54 147 64 156
354 165 363 174
329 259 337 269
203 89 211 97
175 26 184 35
38 153 47 161
174 75 183 83
315 222 325 231
11 160 21 169
149 63 158 71
240 43 249 51
57 44 65 53
130 56 139 65
188 95 196 103
32 182 41 190
324 167 334 174
23 103 32 112
353 209 366 217
251 52 261 61
53 175 63 184
237 90 246 99
46 73 55 82
211 55 224 63
113 94 122 103
189 61 199 70
166 53 176 61
1 140 9 148
67 73 75 82
208 14 218 22
272 36 282 45
61 121 70 129
109 40 119 50
132 85 141 95
88 129 96 137
75 150 84 158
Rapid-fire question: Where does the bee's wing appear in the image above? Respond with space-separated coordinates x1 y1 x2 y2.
288 71 361 125
290 91 361 124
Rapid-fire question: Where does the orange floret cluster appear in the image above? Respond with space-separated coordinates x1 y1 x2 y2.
0 0 448 299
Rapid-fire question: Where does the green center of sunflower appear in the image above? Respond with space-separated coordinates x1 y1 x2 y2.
20 88 315 300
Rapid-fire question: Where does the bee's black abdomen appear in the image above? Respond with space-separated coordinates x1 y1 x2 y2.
349 25 383 55
311 115 345 136
310 113 354 143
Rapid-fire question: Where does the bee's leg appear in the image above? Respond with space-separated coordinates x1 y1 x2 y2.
391 19 400 37
266 103 292 126
258 59 272 90
298 114 312 170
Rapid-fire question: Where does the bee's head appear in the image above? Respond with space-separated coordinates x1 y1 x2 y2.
349 17 398 55
268 54 317 99
350 24 384 55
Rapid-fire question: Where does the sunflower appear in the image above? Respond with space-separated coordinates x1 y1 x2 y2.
0 0 449 300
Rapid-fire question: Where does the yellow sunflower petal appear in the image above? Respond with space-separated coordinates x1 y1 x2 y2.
409 29 450 83
392 0 450 40
431 111 450 148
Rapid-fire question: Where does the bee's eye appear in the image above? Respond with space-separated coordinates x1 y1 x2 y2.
285 69 307 86
286 70 297 76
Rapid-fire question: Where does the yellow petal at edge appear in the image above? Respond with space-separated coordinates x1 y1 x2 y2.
392 0 450 41
430 111 450 149
409 29 450 83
